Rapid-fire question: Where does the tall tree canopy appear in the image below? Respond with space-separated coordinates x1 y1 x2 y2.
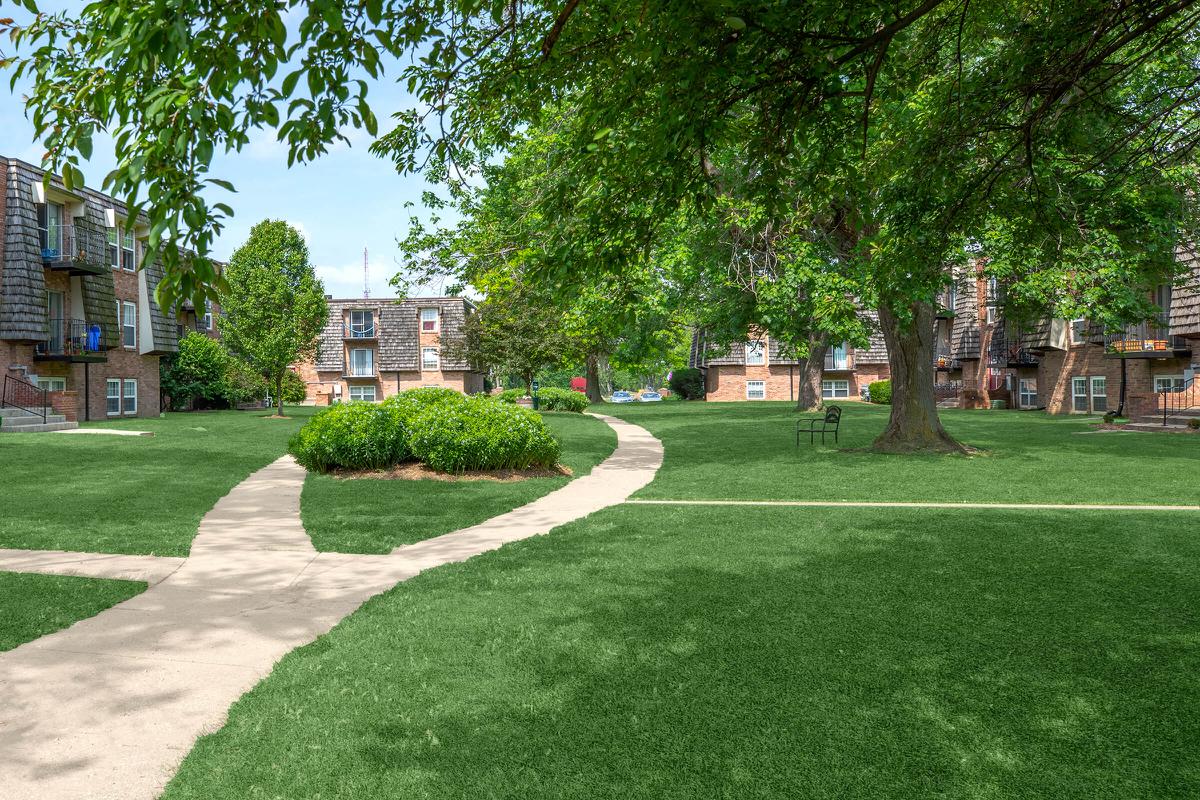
6 0 1200 449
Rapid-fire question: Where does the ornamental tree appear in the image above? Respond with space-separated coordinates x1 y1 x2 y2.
220 220 328 417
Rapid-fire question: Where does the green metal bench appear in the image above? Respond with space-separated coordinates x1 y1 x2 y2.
796 405 841 445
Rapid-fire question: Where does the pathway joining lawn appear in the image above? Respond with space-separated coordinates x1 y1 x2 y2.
0 571 145 652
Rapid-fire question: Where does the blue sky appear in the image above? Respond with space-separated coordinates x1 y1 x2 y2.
0 6 456 300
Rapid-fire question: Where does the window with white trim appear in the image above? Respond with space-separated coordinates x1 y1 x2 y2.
122 228 136 271
822 379 850 399
824 343 850 370
348 384 376 402
1069 318 1088 345
123 378 138 415
202 300 213 331
1018 378 1037 409
349 348 374 376
106 379 121 416
421 346 440 370
37 202 64 257
37 377 66 392
122 301 137 348
746 380 766 400
420 307 439 332
107 227 120 269
1154 375 1185 393
349 309 373 337
1090 376 1107 413
744 340 765 366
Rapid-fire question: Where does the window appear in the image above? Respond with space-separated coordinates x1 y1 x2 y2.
123 378 138 415
947 281 957 312
1090 376 1107 413
37 377 66 392
1071 377 1089 413
202 301 213 331
985 278 998 323
107 227 120 269
1071 318 1090 344
37 202 63 257
420 307 439 332
822 380 850 399
744 340 765 366
1154 283 1173 317
824 343 850 371
746 380 766 400
122 301 137 348
1155 375 1186 393
106 379 121 416
422 346 440 370
1018 379 1037 409
349 348 374 376
348 385 377 402
349 310 373 337
122 228 136 271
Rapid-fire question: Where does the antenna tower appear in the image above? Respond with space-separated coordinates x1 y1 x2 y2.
363 247 370 299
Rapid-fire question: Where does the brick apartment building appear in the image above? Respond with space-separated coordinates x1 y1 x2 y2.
176 297 221 341
294 296 485 403
688 321 891 402
1 157 178 424
941 258 1200 416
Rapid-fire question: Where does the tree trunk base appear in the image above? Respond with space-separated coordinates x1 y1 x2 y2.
870 426 971 454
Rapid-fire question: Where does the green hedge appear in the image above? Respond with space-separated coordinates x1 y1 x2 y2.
494 388 526 404
535 387 589 412
868 379 892 405
407 395 561 472
289 387 561 473
281 370 308 404
668 367 705 400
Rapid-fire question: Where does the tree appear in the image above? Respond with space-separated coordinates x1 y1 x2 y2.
445 280 576 396
220 220 328 417
160 331 228 410
9 0 1200 449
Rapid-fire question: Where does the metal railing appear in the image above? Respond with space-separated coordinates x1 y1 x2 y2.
345 321 377 338
1105 316 1190 355
40 224 103 264
823 352 854 371
2 374 48 423
1159 376 1198 426
989 336 1039 367
933 352 958 370
35 319 107 358
934 381 963 402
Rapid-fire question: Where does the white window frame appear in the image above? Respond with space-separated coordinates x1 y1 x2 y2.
1018 378 1037 409
1090 375 1107 413
349 309 373 338
745 380 766 400
107 226 120 269
822 379 850 399
348 384 377 402
1154 375 1185 393
122 228 136 271
420 307 439 333
421 346 440 371
37 377 66 392
824 343 850 371
1069 318 1088 345
106 378 121 416
123 378 138 415
39 201 64 256
744 340 766 366
122 301 137 348
349 348 374 377
202 300 213 331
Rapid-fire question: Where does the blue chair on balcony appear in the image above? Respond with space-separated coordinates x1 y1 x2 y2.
87 324 102 353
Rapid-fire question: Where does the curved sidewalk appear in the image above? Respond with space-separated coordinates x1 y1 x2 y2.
0 412 662 800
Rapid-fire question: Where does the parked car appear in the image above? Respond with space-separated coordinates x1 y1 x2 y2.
639 391 663 402
610 390 635 403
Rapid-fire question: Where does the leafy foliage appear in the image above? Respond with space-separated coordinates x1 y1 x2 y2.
535 387 589 413
668 368 705 401
868 380 893 406
160 332 229 410
288 403 407 473
493 388 527 404
220 220 328 416
280 370 308 404
223 357 269 407
407 396 561 473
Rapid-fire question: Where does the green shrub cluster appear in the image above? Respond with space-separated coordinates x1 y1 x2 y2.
535 386 589 412
280 371 308 404
289 387 561 473
161 331 273 409
868 379 892 405
494 388 526 404
668 367 705 400
408 395 560 472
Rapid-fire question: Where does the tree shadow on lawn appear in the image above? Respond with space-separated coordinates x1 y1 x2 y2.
332 508 1200 800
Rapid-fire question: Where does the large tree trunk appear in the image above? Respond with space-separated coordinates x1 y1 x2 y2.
793 335 829 411
873 301 966 453
585 354 603 403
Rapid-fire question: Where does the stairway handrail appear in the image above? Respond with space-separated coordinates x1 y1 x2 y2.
1 375 48 423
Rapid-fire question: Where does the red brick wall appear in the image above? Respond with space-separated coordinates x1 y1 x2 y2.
704 362 892 402
48 389 78 421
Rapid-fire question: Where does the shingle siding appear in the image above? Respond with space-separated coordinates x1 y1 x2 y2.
949 271 982 360
315 296 477 373
1170 244 1200 337
144 256 178 353
0 161 49 341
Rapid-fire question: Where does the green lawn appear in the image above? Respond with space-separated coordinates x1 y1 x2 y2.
603 401 1200 505
162 504 1200 799
0 408 314 556
0 571 145 651
301 412 618 553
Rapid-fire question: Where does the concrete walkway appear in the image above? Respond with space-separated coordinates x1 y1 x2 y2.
0 548 183 583
0 412 662 800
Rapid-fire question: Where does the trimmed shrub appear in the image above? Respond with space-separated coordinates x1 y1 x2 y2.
160 331 228 410
494 388 526 404
382 386 464 415
288 403 408 472
668 367 705 400
536 386 589 412
407 395 561 472
281 370 308 404
868 379 892 405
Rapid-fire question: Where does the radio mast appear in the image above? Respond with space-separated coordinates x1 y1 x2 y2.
363 247 370 299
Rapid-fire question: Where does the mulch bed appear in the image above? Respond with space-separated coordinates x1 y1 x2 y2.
333 463 573 482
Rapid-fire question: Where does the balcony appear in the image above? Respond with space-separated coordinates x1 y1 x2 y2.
344 321 377 339
823 352 855 371
1103 317 1192 358
34 319 109 362
342 369 378 380
934 353 959 371
40 225 107 277
989 337 1040 368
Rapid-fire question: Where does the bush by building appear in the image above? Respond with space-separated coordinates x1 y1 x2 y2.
668 367 705 400
868 379 892 405
535 386 589 412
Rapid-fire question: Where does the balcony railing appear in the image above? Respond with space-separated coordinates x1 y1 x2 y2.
823 353 855 371
933 352 959 370
34 318 108 361
989 335 1040 367
1103 316 1191 356
345 321 377 339
40 225 107 276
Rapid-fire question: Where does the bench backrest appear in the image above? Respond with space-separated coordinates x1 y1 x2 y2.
824 405 842 423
